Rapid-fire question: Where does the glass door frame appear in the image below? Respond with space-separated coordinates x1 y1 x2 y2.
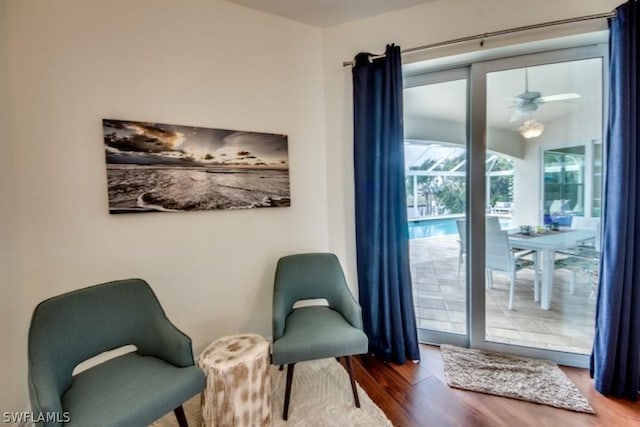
404 66 471 348
469 44 608 367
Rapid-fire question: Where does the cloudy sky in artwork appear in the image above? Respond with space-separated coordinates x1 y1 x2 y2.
103 119 288 166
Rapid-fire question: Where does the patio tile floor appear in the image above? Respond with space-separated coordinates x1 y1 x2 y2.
410 235 596 354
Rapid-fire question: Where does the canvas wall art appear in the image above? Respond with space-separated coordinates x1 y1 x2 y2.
103 119 290 213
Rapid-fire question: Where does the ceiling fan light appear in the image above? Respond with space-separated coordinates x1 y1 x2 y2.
519 119 545 139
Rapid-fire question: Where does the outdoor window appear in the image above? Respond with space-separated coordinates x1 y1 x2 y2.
544 146 586 225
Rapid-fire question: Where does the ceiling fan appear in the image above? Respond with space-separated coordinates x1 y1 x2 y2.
509 68 581 122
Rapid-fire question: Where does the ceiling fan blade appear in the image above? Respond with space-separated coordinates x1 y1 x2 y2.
509 110 521 122
516 90 541 102
537 93 581 103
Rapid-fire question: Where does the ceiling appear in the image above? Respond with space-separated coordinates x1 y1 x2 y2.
404 57 603 132
224 0 603 143
225 0 437 27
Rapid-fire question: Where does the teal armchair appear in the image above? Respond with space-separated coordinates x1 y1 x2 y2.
272 253 368 420
28 279 205 427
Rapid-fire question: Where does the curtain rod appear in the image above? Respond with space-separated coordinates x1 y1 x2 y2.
342 11 616 67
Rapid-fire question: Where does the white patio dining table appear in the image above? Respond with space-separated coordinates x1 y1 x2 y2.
507 228 597 310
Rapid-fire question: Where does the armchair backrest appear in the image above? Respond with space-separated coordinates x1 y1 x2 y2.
486 216 502 230
28 279 181 403
455 219 466 248
457 217 502 249
571 216 602 250
485 229 513 273
273 253 359 340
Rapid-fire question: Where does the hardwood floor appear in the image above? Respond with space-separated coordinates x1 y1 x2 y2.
344 344 640 427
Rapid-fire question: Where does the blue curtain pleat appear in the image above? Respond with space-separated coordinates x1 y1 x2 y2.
591 0 640 401
352 44 420 364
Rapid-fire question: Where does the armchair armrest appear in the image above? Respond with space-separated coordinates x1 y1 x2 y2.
145 319 195 367
28 366 64 427
332 285 364 330
272 289 290 342
513 249 536 261
557 247 600 261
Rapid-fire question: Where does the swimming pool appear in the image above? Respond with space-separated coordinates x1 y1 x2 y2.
409 217 513 239
408 217 460 239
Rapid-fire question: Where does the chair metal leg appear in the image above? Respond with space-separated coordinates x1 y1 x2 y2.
174 405 188 427
279 364 284 371
283 363 295 420
533 252 540 302
345 356 361 408
588 267 597 299
508 272 515 310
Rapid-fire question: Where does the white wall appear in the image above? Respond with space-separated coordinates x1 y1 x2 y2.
0 0 30 416
406 115 524 158
0 0 623 416
323 0 621 287
513 103 603 226
3 0 328 413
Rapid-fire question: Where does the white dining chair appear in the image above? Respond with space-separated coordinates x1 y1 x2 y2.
456 219 466 276
551 216 601 298
554 216 600 299
457 216 526 277
555 246 599 298
456 217 502 277
486 229 539 310
570 216 601 250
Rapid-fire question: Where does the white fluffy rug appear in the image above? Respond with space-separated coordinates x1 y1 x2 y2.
153 358 392 426
441 344 595 414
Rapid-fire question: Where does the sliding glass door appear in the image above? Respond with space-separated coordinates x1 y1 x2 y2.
404 68 469 346
406 44 607 366
478 52 605 365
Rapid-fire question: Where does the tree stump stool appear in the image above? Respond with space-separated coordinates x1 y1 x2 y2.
198 334 271 427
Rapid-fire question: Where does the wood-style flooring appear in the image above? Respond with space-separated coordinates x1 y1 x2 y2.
344 344 640 427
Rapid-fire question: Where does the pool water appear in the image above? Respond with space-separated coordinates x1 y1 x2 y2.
408 217 459 239
409 217 513 239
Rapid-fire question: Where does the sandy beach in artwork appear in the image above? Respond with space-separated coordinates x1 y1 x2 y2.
103 119 290 213
107 164 290 213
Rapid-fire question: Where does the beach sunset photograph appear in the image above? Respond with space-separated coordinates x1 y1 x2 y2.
103 119 290 213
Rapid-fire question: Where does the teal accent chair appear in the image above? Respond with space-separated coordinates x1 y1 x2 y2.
28 279 205 427
272 253 368 420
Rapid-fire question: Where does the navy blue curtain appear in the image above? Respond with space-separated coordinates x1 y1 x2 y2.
352 44 420 364
591 0 640 401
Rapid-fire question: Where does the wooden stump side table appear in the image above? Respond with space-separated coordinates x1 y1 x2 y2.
198 334 271 427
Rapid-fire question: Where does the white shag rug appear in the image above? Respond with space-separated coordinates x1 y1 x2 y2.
440 344 595 414
153 358 392 426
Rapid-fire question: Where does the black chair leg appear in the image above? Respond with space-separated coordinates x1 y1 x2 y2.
174 404 188 427
283 363 295 420
345 356 360 408
279 364 284 371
